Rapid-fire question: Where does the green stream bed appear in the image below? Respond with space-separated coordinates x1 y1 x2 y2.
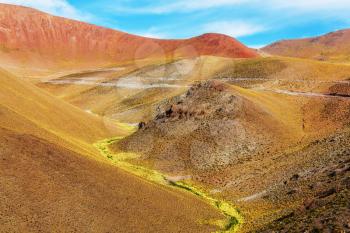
93 136 243 233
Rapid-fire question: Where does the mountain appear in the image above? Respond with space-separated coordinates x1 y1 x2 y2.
0 4 258 76
262 29 350 62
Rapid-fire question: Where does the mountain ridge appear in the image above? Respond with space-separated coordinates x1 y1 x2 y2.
262 28 350 61
0 3 258 75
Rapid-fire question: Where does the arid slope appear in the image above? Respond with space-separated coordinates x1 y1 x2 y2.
214 57 350 97
0 127 223 233
0 70 225 232
112 79 350 232
262 29 350 62
0 68 124 156
113 80 305 181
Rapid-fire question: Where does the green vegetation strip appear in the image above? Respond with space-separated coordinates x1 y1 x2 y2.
93 137 243 233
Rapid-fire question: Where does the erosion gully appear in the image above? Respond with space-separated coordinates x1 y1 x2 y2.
93 127 243 233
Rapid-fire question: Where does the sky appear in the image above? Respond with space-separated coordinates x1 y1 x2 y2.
2 0 350 48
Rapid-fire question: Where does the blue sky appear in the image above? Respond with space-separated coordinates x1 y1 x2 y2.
2 0 350 48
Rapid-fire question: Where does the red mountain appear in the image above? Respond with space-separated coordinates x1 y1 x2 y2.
0 4 258 73
262 29 350 62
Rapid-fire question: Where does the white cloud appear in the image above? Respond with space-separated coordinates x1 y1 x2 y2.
202 21 266 38
133 27 170 39
110 0 247 14
151 0 246 13
0 0 90 20
256 0 350 24
138 33 165 39
268 0 350 11
248 44 266 49
137 32 168 39
109 0 350 16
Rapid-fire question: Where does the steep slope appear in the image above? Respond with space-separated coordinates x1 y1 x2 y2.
259 129 350 233
262 29 350 62
0 68 125 156
0 3 258 76
0 70 225 232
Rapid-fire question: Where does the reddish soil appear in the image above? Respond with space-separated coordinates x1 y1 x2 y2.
0 4 258 72
262 29 350 61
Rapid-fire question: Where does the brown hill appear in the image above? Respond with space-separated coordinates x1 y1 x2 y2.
114 80 305 179
259 129 350 233
0 3 258 76
262 29 350 62
0 69 224 232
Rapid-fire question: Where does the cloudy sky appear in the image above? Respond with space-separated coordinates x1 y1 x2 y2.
1 0 350 48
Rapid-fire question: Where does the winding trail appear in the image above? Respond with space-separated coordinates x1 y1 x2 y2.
93 136 243 233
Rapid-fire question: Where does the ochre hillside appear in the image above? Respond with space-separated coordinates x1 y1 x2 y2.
0 69 225 233
262 29 350 62
0 3 258 75
0 70 122 143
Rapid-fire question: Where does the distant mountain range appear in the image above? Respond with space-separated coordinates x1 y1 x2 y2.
262 29 350 62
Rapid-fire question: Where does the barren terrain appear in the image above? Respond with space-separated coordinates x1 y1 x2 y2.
1 3 349 233
262 29 350 62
